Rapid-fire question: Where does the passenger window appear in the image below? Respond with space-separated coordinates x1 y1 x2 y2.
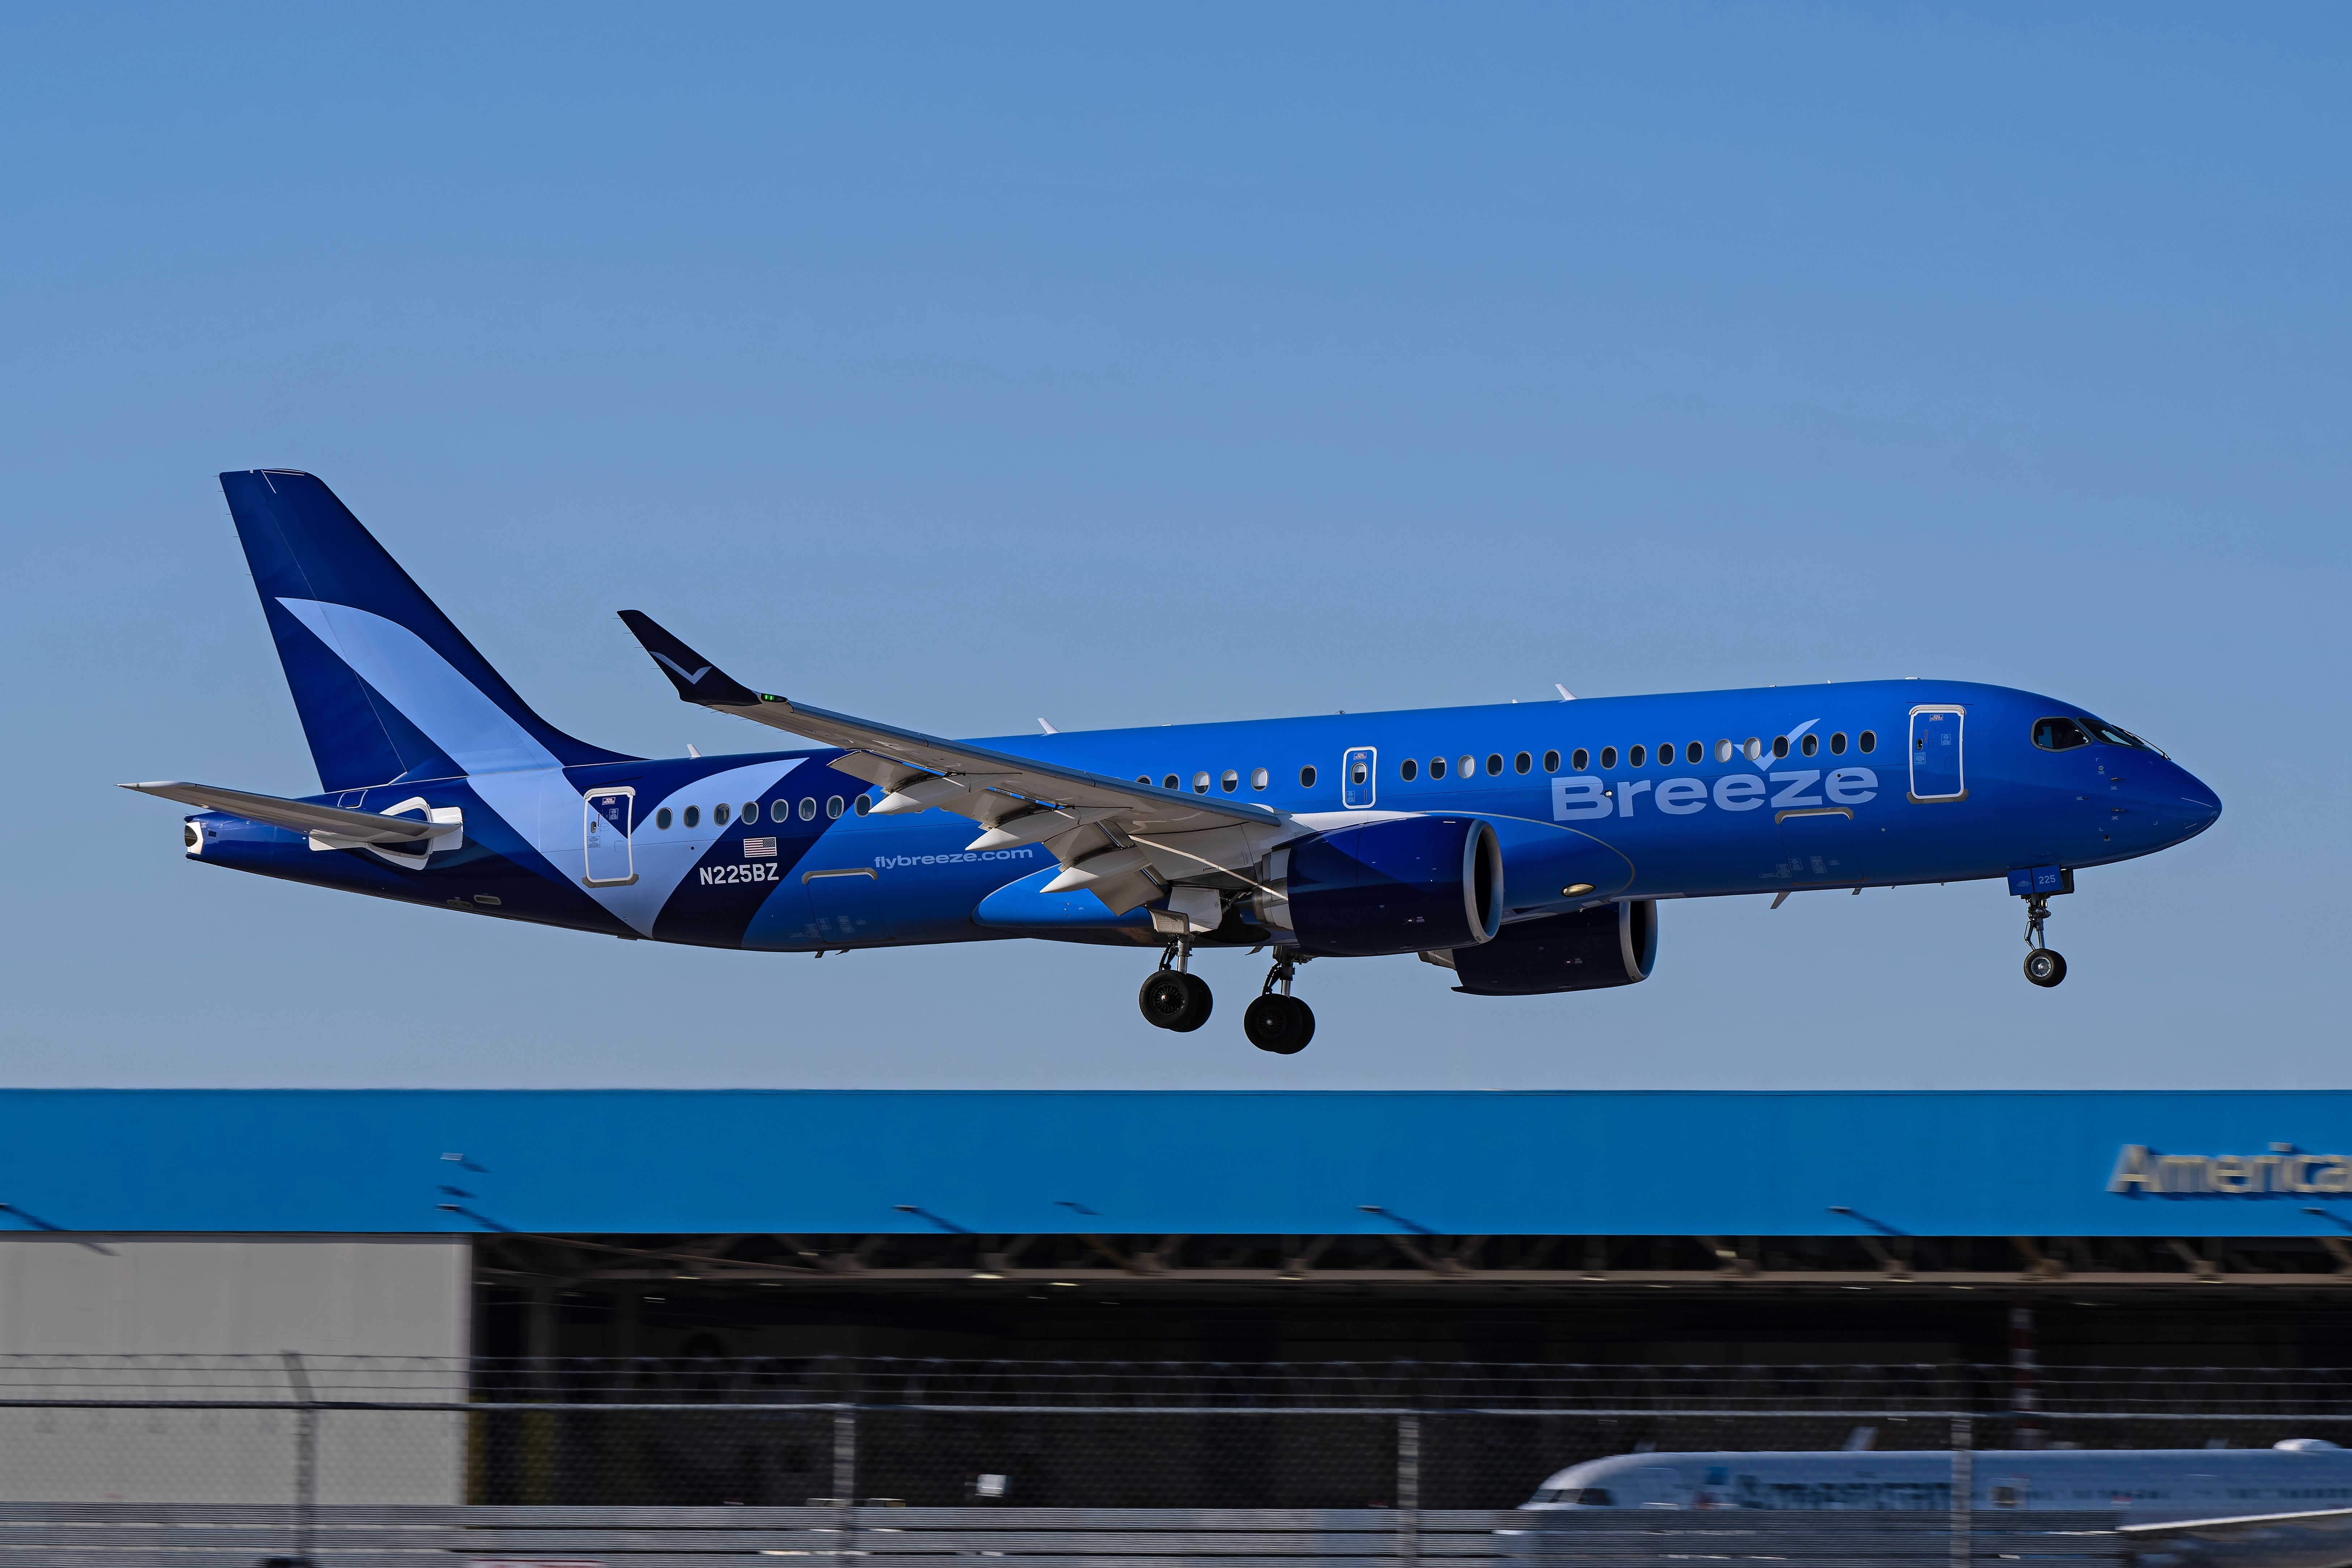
1486 753 1503 776
798 797 817 821
1772 736 1790 759
1859 730 1877 753
1251 767 1269 790
1221 770 1239 793
1401 758 1419 781
1136 776 1150 785
854 793 872 816
826 796 845 819
1570 748 1589 771
771 799 789 823
1686 741 1701 764
1431 757 1447 779
1192 772 1211 794
1599 746 1617 770
1716 739 1734 763
2035 716 2092 751
1629 745 1646 766
1163 774 1180 790
1299 765 1317 788
1543 750 1560 773
1801 734 1819 757
1351 758 1370 786
1514 751 1531 774
1458 754 1475 779
714 803 731 826
1655 742 1673 767
682 805 701 829
1829 733 1847 756
743 802 757 823
656 807 674 830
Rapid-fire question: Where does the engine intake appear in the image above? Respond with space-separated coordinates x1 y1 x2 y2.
1255 816 1503 958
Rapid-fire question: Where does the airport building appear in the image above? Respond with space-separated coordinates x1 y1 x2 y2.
4 1088 2348 1372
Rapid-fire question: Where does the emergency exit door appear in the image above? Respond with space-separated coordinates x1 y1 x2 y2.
1908 707 1966 802
582 788 639 886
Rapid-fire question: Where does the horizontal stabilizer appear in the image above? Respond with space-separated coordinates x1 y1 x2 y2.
120 781 447 845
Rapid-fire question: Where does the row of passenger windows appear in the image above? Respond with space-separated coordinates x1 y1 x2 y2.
1133 766 1318 795
1126 732 1880 797
1400 731 1875 782
651 794 873 832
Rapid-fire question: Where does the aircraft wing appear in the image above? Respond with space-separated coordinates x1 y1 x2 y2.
2120 1506 2352 1535
120 781 447 846
617 611 1298 920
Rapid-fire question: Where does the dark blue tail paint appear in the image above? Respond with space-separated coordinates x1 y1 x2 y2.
220 470 633 790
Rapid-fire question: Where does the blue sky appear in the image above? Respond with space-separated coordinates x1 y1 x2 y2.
1 5 2344 1088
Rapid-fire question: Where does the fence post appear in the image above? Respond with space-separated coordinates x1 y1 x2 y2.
1396 1411 1420 1568
833 1404 858 1558
282 1351 317 1568
1951 1412 1974 1568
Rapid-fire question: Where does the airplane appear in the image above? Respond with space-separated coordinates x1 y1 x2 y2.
1518 1442 2352 1568
125 471 2222 1053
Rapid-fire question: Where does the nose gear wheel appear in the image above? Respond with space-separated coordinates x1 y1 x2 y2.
2020 894 2066 988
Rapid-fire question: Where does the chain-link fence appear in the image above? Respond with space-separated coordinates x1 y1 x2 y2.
0 1357 2347 1509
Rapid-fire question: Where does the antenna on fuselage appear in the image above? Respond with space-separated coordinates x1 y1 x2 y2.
1554 684 1575 702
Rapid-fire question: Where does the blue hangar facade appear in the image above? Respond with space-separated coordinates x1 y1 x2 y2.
3 1088 2346 1366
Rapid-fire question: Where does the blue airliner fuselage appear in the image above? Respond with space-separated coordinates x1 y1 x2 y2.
140 472 2221 1052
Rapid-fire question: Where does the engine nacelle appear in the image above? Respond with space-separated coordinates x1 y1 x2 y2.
1254 816 1503 958
1438 900 1657 995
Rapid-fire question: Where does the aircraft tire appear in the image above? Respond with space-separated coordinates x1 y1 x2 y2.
1139 971 1213 1031
2023 948 2068 988
1244 993 1315 1054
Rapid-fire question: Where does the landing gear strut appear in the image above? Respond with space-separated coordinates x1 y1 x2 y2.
1138 942 1213 1032
2021 894 2067 988
1243 951 1315 1054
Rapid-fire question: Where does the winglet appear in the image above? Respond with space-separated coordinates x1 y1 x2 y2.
616 611 766 707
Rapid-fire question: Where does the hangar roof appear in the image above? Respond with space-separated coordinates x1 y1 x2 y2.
0 1089 2338 1239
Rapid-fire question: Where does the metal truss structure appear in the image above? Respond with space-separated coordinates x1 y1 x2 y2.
471 1230 2352 1294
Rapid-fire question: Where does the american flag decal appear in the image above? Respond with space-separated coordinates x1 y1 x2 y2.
743 836 777 859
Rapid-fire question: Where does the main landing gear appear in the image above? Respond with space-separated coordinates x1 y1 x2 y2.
1243 952 1315 1055
1138 944 1213 1033
2021 894 2067 989
1138 944 1316 1052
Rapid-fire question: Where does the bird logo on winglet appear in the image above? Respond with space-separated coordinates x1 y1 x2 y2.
652 651 712 685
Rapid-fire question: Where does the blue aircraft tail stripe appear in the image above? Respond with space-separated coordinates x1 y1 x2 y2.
219 471 633 789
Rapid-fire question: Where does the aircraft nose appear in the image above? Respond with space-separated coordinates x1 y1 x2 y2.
2164 765 2222 839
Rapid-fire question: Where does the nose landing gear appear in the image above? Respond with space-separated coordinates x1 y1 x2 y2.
1138 942 1213 1032
1242 951 1315 1054
2021 894 2066 988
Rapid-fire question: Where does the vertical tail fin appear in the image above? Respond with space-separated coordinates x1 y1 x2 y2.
220 470 632 790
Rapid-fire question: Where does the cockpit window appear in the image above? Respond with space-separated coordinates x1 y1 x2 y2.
2033 716 2090 751
2085 717 2168 757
